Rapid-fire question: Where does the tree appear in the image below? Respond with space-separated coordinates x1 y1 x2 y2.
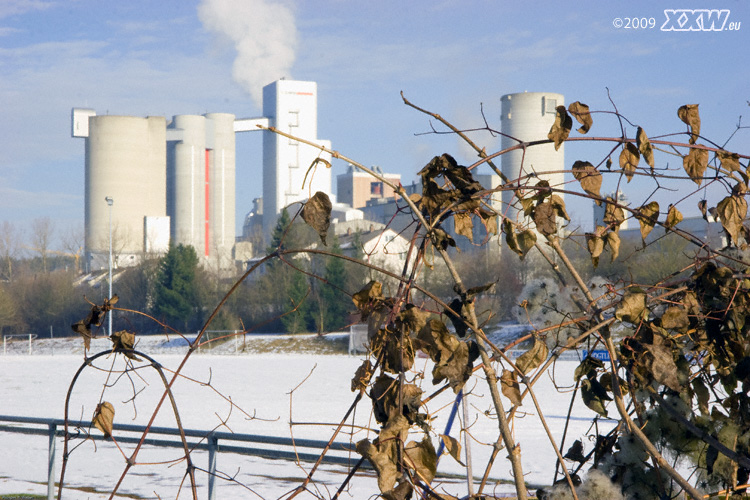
0 220 23 282
30 217 54 273
0 284 19 334
311 237 350 333
280 267 311 334
152 244 201 331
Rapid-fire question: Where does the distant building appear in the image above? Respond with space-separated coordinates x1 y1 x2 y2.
73 112 168 271
337 165 401 209
593 190 630 231
261 80 332 238
500 92 565 226
72 79 332 271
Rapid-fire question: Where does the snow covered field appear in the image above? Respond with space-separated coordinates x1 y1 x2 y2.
0 334 613 499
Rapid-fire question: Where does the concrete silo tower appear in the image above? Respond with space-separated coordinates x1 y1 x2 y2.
500 92 565 224
166 113 236 266
75 111 168 270
261 80 332 237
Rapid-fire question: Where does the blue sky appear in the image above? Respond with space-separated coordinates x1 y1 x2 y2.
1 0 748 246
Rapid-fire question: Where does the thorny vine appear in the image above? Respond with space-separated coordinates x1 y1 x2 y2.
59 92 750 500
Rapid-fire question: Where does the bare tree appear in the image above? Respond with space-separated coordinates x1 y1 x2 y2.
30 217 54 273
0 220 23 281
59 223 84 274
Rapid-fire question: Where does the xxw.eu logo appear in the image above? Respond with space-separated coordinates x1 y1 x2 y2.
661 9 734 31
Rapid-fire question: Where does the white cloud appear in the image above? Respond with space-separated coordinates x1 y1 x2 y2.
0 0 56 19
197 0 298 108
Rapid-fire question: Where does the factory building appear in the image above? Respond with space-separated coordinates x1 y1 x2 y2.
261 80 332 237
500 92 566 225
166 113 236 266
73 79 331 271
337 165 401 209
73 112 168 271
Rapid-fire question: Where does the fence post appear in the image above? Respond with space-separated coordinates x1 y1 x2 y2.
207 434 218 500
48 423 56 500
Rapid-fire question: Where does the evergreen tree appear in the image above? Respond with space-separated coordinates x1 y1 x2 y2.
152 244 200 330
267 208 292 253
281 268 311 334
313 237 350 333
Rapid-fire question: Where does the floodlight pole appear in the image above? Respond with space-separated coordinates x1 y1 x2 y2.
105 196 114 337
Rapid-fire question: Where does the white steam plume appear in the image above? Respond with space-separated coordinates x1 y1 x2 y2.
198 0 298 108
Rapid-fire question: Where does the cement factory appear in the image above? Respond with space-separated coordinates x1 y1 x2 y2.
72 82 566 271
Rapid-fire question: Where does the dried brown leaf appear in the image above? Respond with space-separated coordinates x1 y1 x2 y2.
615 288 647 324
571 161 602 202
585 231 605 268
453 212 473 241
665 205 683 231
581 378 610 417
404 438 437 484
678 104 701 144
619 143 640 182
716 194 748 245
110 330 138 360
533 201 557 237
605 231 620 262
500 369 523 406
301 191 332 245
661 306 690 332
564 439 586 463
644 336 682 391
636 201 660 241
93 401 115 438
637 126 655 170
503 219 536 259
683 148 708 185
72 321 91 351
603 197 625 232
568 101 592 134
718 150 741 172
352 281 383 313
549 194 570 221
547 105 572 151
698 199 708 221
351 359 373 392
516 337 548 375
439 434 465 466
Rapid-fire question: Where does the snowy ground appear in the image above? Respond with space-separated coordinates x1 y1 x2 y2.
0 333 613 499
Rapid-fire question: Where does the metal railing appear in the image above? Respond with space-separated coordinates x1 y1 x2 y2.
0 414 358 500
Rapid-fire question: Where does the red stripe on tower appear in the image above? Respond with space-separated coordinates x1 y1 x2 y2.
205 149 210 257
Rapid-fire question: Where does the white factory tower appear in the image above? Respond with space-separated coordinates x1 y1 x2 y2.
500 92 566 224
73 79 331 272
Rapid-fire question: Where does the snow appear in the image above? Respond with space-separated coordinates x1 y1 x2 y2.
0 334 615 499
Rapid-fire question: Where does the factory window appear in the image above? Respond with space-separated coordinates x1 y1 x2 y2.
288 110 299 145
543 97 557 115
371 182 383 196
288 110 299 127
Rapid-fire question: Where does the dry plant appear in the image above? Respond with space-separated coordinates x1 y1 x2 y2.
59 92 750 500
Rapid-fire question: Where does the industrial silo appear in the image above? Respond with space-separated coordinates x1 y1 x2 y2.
85 115 166 270
500 92 565 224
205 113 236 265
167 114 207 256
167 113 236 266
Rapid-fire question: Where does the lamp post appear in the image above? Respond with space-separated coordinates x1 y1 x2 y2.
105 196 113 337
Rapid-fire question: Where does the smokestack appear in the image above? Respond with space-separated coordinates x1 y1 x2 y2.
198 0 298 109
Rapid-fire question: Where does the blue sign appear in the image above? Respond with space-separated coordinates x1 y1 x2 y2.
582 349 611 362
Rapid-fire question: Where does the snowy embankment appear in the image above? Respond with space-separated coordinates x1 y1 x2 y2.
0 333 613 499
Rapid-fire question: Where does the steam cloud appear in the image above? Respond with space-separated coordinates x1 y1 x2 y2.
198 0 298 108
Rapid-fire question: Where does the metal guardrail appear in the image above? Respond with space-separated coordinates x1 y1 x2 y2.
0 414 359 500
